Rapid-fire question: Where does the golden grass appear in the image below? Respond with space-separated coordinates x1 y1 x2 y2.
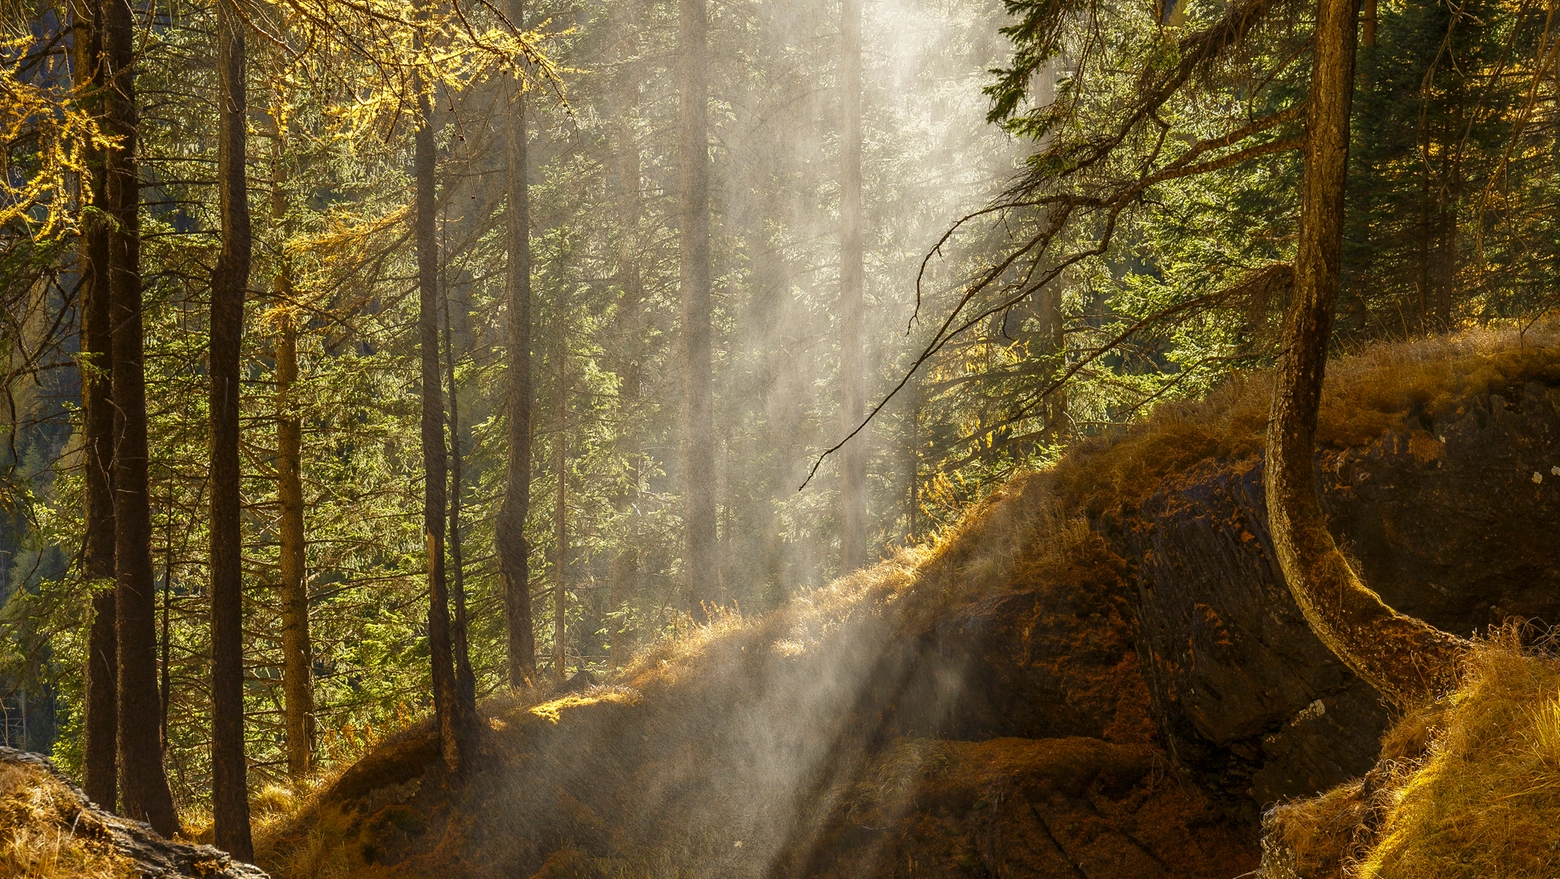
1265 631 1560 879
0 763 133 879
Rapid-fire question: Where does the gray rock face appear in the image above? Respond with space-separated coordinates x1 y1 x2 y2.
1120 383 1560 820
0 747 269 879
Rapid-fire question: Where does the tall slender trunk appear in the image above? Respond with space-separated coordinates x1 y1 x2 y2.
608 102 643 668
498 0 536 689
838 0 867 574
209 0 253 856
272 108 314 780
104 0 176 836
411 25 462 773
73 0 117 813
442 256 476 715
679 0 717 611
1264 0 1465 711
552 337 568 682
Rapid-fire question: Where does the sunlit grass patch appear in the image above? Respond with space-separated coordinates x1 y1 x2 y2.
528 686 643 724
1264 629 1560 879
0 762 132 879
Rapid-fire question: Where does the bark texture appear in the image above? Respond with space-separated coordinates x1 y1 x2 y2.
412 51 462 773
72 0 118 814
209 0 253 856
499 0 537 688
679 0 718 611
838 0 867 574
104 0 176 836
1263 0 1466 711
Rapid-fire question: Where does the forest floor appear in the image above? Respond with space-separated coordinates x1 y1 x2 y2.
246 319 1560 879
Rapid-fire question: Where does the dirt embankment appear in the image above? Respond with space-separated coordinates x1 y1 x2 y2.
257 326 1560 879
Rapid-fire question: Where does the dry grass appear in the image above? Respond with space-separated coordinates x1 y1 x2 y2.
1053 319 1560 515
1264 631 1560 879
0 763 132 879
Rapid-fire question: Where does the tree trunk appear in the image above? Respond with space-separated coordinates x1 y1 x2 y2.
608 97 643 667
679 0 718 612
442 258 477 716
72 0 117 814
1264 0 1466 711
553 338 568 682
104 0 177 836
208 0 253 856
498 0 537 689
412 35 462 774
838 0 867 574
272 106 314 781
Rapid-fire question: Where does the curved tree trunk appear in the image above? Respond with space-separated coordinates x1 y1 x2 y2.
104 0 177 836
1265 0 1466 711
72 0 118 815
499 0 537 688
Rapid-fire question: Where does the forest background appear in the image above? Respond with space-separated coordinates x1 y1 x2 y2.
1 0 1557 833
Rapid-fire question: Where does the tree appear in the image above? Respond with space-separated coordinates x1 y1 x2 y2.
679 0 718 612
70 0 118 814
837 0 866 574
1263 0 1466 709
498 0 537 688
270 100 314 780
412 8 465 774
103 0 177 835
208 0 254 856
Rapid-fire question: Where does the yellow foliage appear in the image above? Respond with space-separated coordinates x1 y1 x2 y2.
0 33 115 240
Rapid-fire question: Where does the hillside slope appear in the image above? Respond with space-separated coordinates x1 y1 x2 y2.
259 324 1560 879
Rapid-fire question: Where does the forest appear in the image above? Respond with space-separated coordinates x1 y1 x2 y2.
1 0 1559 874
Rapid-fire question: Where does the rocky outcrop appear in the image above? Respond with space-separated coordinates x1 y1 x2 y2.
0 747 268 879
1121 381 1560 819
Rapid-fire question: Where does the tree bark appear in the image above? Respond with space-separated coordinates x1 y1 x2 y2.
412 32 462 774
72 0 117 814
838 0 867 574
272 108 314 781
679 0 718 612
498 0 537 689
104 0 177 836
1264 0 1466 711
208 0 253 856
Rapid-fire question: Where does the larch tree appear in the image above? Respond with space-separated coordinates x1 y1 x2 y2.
208 0 255 856
679 0 717 611
104 0 177 835
270 98 314 779
499 0 537 689
412 8 465 774
838 0 867 574
70 0 118 814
